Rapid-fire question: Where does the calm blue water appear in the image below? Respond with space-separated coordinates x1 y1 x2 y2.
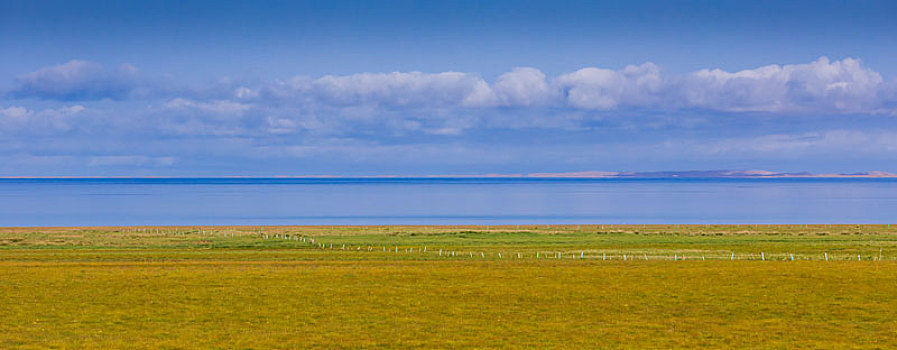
0 178 895 226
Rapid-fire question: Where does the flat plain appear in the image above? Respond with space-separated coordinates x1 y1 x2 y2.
1 225 895 348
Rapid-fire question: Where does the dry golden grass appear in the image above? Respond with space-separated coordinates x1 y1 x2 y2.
1 226 896 348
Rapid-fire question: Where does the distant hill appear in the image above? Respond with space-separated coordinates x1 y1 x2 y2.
525 170 897 178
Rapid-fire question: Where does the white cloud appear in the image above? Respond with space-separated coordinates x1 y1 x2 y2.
9 57 894 116
0 106 32 118
555 62 663 110
4 57 897 151
234 86 260 99
11 60 138 100
54 105 86 115
311 71 489 107
123 58 894 140
290 57 892 114
163 98 251 116
490 67 555 107
681 57 885 113
0 105 87 134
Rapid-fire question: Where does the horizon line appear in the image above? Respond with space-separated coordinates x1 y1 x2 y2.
1 170 896 179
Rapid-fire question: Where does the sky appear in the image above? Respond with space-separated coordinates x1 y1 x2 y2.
1 0 896 176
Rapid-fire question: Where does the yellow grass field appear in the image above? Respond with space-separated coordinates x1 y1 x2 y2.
1 225 896 348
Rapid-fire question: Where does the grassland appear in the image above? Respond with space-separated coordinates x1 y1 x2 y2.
1 225 896 348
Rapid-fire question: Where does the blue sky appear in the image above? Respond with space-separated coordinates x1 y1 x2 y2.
1 0 896 176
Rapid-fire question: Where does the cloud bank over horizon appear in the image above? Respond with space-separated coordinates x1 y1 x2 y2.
7 57 896 115
2 57 897 176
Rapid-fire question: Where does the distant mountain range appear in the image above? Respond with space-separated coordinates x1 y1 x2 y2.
523 170 897 178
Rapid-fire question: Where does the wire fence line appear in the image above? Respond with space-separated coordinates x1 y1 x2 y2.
101 226 895 262
248 232 891 262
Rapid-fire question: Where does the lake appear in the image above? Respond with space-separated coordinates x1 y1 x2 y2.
1 177 895 226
